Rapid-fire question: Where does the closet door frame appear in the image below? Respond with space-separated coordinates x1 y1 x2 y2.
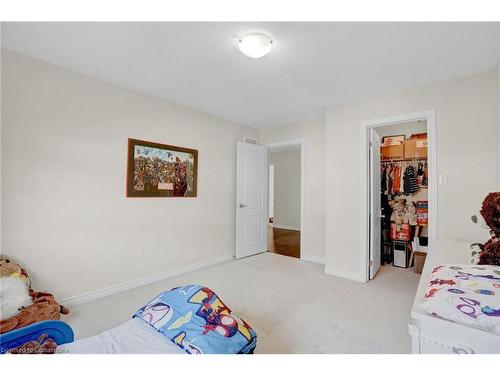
360 110 437 282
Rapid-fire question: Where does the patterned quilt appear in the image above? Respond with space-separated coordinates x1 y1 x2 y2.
420 265 500 334
133 285 257 354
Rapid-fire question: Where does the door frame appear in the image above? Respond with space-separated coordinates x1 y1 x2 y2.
264 139 305 259
369 129 382 279
360 110 437 282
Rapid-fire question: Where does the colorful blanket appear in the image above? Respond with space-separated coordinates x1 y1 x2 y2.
420 265 500 334
133 285 257 354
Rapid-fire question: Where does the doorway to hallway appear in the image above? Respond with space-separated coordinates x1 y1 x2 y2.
267 140 302 259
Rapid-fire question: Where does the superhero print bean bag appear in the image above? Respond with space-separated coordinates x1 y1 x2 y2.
133 285 257 354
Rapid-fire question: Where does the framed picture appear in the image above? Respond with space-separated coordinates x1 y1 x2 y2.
127 138 198 197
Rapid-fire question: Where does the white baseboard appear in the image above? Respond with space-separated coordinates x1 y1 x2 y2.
300 254 325 264
324 266 366 283
60 254 233 307
272 224 301 231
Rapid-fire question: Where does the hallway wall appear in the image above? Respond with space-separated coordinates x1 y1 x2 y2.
270 150 301 230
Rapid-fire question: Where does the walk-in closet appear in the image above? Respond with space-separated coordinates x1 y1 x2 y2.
377 120 429 275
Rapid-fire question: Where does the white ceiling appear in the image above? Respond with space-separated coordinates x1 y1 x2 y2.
2 22 499 129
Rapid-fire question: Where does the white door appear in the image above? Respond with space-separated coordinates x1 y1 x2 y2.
369 129 382 279
236 141 269 259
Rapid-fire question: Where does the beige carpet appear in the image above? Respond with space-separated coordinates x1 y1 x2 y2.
63 252 420 353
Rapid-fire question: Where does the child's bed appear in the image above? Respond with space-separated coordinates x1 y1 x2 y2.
409 264 500 354
1 285 257 354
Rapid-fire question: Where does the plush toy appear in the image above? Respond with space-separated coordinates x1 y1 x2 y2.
0 256 32 321
406 202 418 226
471 192 500 266
0 255 69 334
0 255 31 286
0 277 33 321
390 196 407 225
0 290 70 333
389 196 419 225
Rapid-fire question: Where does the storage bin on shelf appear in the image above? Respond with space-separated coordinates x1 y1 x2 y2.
390 223 411 241
415 201 428 225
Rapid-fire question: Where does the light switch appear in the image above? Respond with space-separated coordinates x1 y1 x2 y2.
439 174 447 185
136 248 145 259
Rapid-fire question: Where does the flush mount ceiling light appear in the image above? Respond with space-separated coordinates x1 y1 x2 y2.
237 33 273 59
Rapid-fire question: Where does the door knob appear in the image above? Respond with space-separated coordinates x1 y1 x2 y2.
239 203 247 208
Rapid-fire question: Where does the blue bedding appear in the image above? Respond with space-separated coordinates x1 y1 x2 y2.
133 285 257 354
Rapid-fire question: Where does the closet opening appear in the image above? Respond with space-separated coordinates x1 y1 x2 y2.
362 111 436 282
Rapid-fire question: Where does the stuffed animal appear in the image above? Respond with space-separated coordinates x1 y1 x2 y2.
406 202 418 226
0 256 32 321
0 255 31 286
0 276 33 321
389 196 407 225
471 192 500 266
0 290 70 333
0 255 69 334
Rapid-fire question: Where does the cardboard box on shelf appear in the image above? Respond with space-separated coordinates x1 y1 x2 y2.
409 133 427 140
381 144 404 160
404 139 428 158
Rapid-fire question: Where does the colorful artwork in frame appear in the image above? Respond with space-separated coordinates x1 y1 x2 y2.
127 138 198 197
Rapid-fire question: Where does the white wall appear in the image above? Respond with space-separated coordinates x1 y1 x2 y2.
270 150 301 230
260 121 325 263
497 61 500 188
0 27 3 251
268 165 274 218
325 71 497 279
1 50 259 300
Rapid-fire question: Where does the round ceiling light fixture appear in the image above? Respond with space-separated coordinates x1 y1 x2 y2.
237 33 273 59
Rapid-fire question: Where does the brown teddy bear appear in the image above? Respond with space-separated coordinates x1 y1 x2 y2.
0 256 69 334
471 192 500 266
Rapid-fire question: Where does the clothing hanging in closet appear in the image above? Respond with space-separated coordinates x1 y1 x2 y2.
403 165 419 194
381 160 428 196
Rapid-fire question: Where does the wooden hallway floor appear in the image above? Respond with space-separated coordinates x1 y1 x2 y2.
268 226 300 258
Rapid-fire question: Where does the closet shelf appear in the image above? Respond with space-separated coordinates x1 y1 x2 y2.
381 157 427 162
